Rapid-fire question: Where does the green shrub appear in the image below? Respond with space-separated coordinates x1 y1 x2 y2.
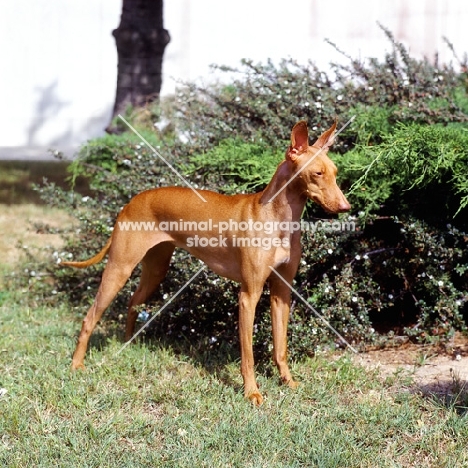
180 139 283 194
27 27 468 360
340 122 468 220
292 216 467 351
170 25 467 157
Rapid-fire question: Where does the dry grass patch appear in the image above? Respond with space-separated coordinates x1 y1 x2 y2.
0 204 74 281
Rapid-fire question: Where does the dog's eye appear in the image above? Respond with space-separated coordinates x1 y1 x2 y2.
315 171 323 176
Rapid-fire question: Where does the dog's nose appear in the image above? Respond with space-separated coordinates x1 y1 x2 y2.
338 200 351 212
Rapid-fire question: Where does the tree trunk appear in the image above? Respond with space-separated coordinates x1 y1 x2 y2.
108 0 170 129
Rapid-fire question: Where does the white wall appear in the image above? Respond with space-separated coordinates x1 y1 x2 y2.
0 0 467 157
0 0 120 153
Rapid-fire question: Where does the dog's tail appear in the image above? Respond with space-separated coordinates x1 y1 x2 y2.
60 237 112 269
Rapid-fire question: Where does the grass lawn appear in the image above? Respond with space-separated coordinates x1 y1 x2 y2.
0 204 467 467
1 291 467 467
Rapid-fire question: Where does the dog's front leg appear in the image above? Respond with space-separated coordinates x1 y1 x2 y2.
269 274 299 389
238 286 263 405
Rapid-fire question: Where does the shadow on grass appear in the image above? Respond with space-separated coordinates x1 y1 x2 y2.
417 373 468 416
84 306 279 393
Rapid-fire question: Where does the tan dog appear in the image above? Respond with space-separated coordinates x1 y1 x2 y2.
62 121 350 405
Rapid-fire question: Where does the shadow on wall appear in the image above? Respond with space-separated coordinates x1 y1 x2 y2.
27 81 112 150
27 81 71 147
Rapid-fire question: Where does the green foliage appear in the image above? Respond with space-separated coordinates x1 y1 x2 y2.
170 25 467 157
340 122 468 219
255 215 466 358
69 129 169 187
27 26 468 359
181 139 283 193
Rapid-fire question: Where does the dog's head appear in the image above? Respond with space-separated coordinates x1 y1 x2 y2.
286 120 350 213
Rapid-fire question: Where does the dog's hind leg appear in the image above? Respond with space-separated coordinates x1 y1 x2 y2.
125 242 175 341
71 233 158 370
71 261 135 370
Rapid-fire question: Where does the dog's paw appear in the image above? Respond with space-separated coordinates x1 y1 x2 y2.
246 390 264 406
281 376 300 390
287 379 300 390
71 361 86 371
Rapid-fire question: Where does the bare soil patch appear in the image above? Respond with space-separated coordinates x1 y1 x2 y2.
0 204 74 271
354 333 468 398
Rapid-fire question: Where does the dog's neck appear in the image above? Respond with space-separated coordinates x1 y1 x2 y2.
259 160 306 220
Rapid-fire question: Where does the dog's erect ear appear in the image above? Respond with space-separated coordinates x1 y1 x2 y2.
313 120 337 149
287 121 309 161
